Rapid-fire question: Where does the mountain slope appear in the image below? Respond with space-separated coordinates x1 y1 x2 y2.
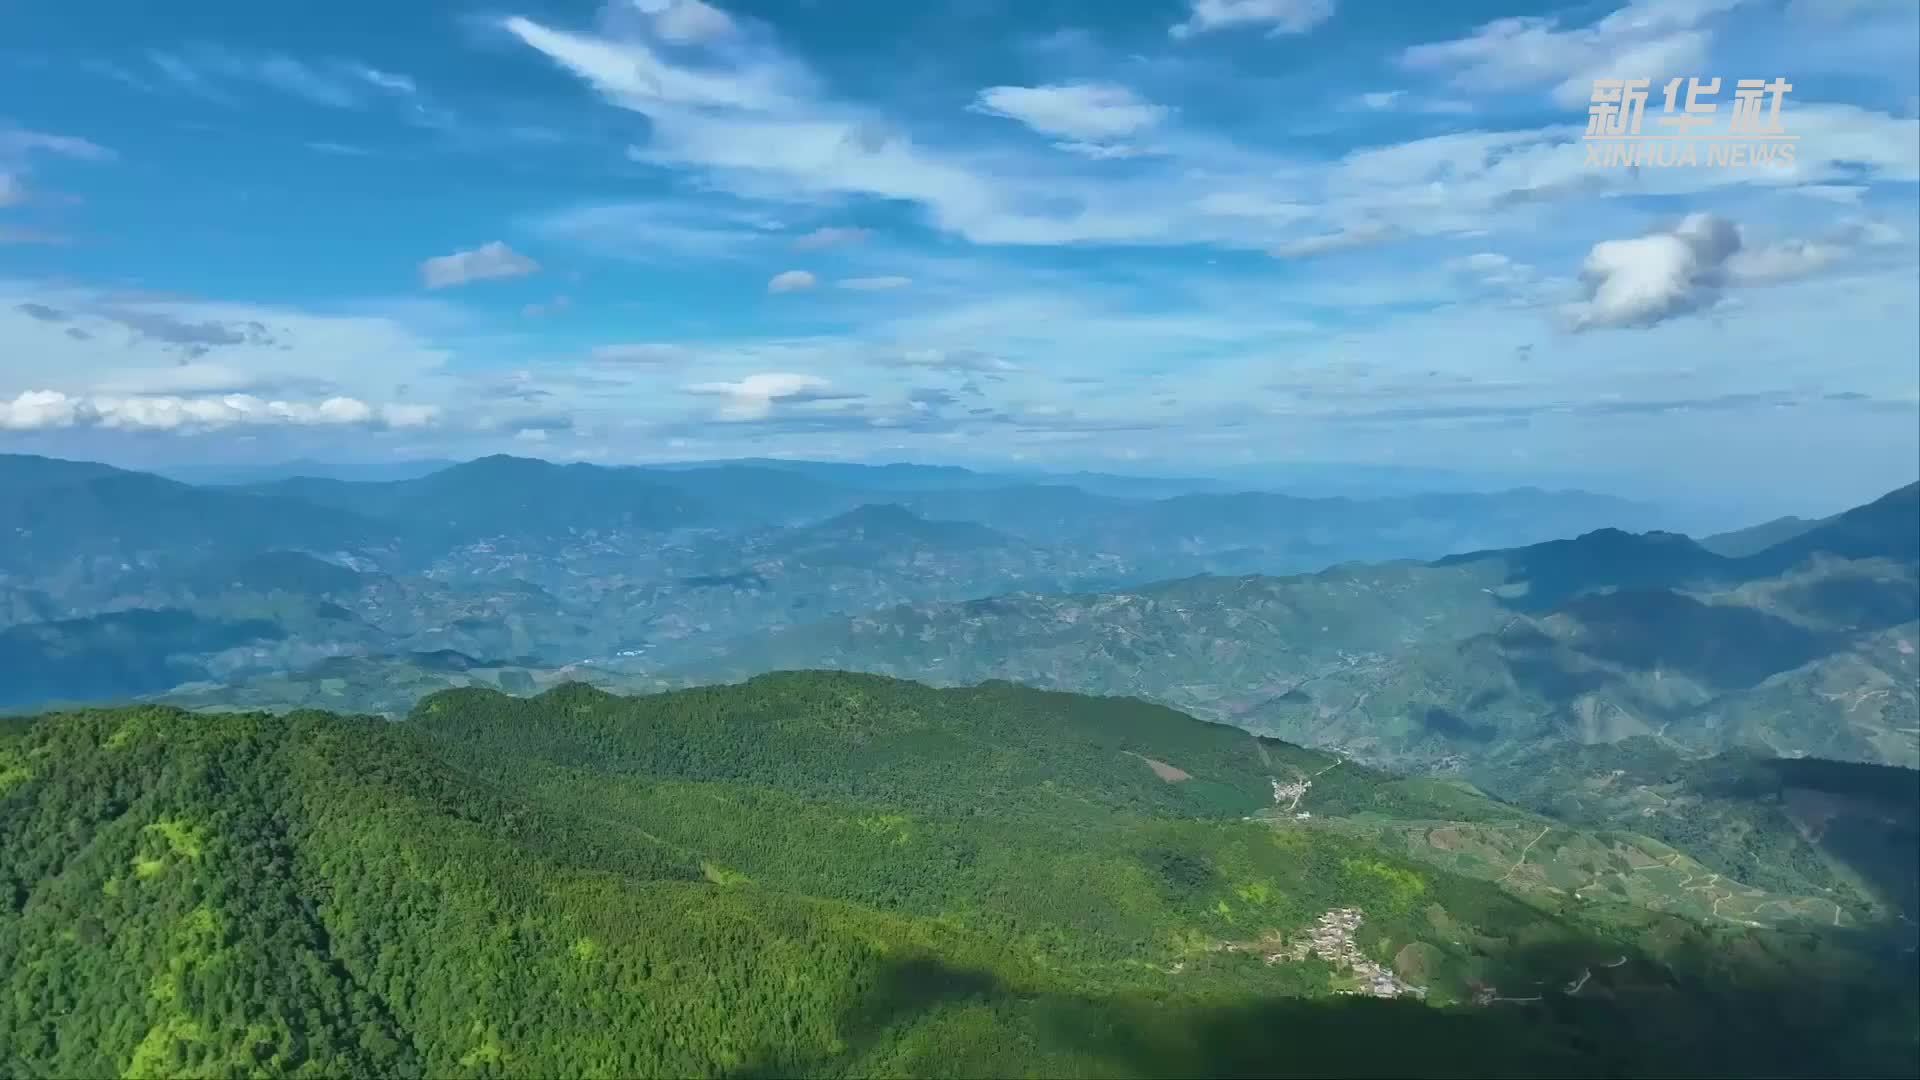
5 676 1915 1077
1741 482 1920 574
1701 515 1826 558
0 454 390 576
247 455 713 543
676 484 1920 772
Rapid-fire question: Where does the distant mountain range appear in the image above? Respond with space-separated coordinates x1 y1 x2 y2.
674 484 1920 773
0 452 1690 712
4 450 1915 797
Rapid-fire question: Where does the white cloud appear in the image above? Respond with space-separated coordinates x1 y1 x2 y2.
1053 141 1162 160
1270 223 1397 259
522 294 573 318
1723 217 1905 283
0 390 438 432
501 15 803 112
1446 251 1543 293
591 343 691 364
1565 212 1741 330
1171 0 1336 39
1402 0 1751 108
92 361 288 396
420 241 541 289
768 269 818 293
0 129 116 162
532 199 779 261
887 349 1019 373
1351 91 1474 115
1787 103 1920 183
0 128 115 207
838 276 912 291
640 0 739 44
0 390 82 430
1565 210 1913 330
145 48 428 111
353 65 417 95
506 3 1919 258
1724 240 1842 283
258 55 363 106
971 83 1170 152
381 403 442 428
685 372 840 420
1793 184 1867 205
1 282 458 430
794 226 870 250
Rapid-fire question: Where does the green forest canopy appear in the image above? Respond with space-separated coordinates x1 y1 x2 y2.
3 673 1914 1078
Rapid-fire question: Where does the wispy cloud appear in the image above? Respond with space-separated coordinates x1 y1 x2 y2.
1401 0 1749 108
838 276 912 291
420 242 542 289
971 83 1170 158
793 226 870 250
1171 0 1337 40
684 372 858 420
768 269 818 293
143 47 423 111
0 389 438 432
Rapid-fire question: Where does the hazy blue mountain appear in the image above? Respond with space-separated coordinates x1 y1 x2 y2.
9 450 1900 738
675 483 1919 773
640 464 861 525
1741 482 1920 573
0 454 392 578
642 457 1018 493
1435 528 1733 612
177 550 369 597
246 455 713 544
769 503 1016 555
0 608 287 709
1701 515 1827 558
156 458 459 485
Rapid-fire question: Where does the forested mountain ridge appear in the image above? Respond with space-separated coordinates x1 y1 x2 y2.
678 483 1919 773
4 674 1915 1077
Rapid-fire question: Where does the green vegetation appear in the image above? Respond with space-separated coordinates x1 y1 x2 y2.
4 674 1915 1077
1468 739 1920 922
684 485 1919 774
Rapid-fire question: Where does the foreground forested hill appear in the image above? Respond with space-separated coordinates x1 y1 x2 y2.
3 674 1915 1077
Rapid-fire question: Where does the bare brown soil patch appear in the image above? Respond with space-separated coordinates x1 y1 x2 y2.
1126 751 1191 783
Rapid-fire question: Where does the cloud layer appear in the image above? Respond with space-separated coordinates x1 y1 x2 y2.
0 391 439 432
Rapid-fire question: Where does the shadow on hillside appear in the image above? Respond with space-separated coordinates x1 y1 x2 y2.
1702 757 1920 922
725 925 1920 1080
1490 588 1900 706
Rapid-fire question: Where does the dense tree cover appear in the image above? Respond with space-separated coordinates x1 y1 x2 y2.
3 676 1916 1077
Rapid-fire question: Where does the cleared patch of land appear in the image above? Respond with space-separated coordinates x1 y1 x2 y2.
1126 750 1192 782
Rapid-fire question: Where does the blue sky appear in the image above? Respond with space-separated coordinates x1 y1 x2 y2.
2 0 1916 513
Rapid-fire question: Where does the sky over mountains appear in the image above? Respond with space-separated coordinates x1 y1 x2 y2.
1 0 1916 510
